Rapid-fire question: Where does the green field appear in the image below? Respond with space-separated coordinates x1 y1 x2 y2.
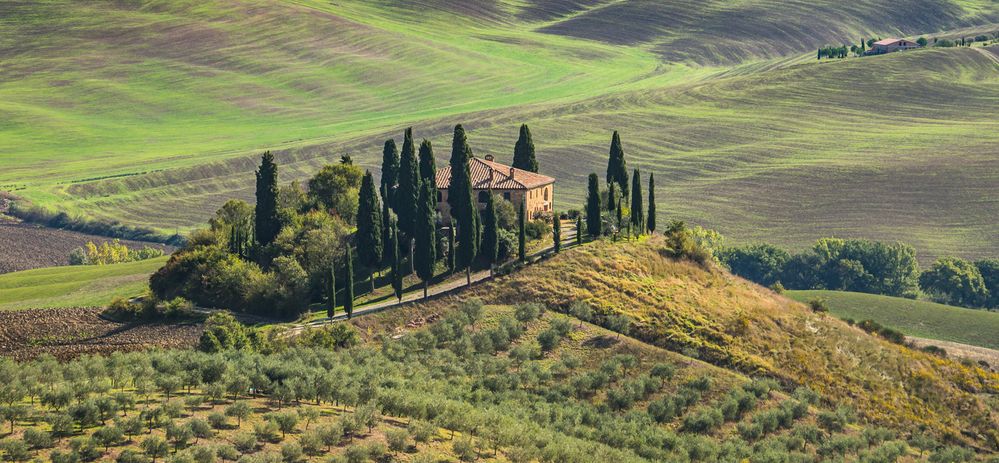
2 0 999 259
0 257 167 311
787 290 999 349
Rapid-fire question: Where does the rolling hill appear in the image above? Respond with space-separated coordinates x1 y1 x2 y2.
2 0 999 259
787 290 999 350
440 236 999 447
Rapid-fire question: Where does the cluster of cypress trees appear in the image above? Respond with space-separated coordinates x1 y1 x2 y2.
586 132 656 239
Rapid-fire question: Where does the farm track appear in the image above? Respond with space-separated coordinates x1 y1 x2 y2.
0 307 202 361
0 220 173 274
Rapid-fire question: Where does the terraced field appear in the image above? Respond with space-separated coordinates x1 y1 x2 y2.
2 0 999 258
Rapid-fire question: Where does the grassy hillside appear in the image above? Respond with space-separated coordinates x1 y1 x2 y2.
787 290 999 350
0 257 167 311
3 0 999 259
0 298 986 462
445 237 998 446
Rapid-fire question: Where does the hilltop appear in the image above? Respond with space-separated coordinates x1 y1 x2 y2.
2 0 999 259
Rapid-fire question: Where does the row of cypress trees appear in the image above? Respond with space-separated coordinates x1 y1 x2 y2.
587 133 656 239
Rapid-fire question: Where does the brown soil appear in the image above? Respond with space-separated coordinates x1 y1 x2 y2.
0 220 173 274
0 307 202 361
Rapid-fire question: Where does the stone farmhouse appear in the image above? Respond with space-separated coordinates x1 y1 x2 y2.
865 38 921 55
435 155 555 222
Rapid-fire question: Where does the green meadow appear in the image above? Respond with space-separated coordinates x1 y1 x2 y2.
0 257 167 311
787 290 999 350
2 0 999 259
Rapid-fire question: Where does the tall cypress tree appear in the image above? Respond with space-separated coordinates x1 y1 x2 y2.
631 168 643 235
327 262 336 320
344 246 354 319
518 199 527 262
356 171 383 292
586 173 602 238
447 226 456 275
606 131 628 201
616 198 623 233
647 173 656 233
576 216 583 245
254 151 280 247
448 125 479 285
396 128 420 238
414 182 437 299
380 139 399 207
480 193 499 273
390 220 402 303
553 214 561 253
381 186 393 265
512 124 538 172
607 182 617 212
418 139 437 205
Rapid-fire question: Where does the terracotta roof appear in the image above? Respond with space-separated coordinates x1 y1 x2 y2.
436 157 554 190
873 38 906 46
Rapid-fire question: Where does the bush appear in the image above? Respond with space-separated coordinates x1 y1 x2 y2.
807 297 828 313
280 442 302 463
525 219 548 240
514 303 543 323
681 407 724 433
22 428 53 450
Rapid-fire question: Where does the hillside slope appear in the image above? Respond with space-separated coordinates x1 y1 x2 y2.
2 0 999 259
444 237 998 447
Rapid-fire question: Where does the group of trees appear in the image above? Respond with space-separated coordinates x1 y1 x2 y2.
69 240 164 265
721 239 999 310
150 124 556 319
585 131 656 241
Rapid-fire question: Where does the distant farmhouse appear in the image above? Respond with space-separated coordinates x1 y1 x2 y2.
436 154 555 222
865 38 921 55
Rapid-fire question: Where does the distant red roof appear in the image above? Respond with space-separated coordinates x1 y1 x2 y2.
873 38 913 46
436 156 554 190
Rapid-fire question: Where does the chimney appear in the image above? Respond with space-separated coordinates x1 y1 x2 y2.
484 154 494 161
509 167 514 180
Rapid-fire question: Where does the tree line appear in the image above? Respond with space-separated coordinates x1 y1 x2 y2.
720 239 999 310
584 131 657 242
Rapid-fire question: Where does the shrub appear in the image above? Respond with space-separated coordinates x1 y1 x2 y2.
22 428 53 449
408 421 436 443
232 432 258 453
280 442 302 463
681 407 724 433
807 297 828 313
514 303 543 323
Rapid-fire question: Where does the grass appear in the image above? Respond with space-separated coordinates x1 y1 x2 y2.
787 290 999 350
3 0 999 260
0 257 167 311
451 236 998 444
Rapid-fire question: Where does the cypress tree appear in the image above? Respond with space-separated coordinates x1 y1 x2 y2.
616 198 623 232
254 151 280 247
586 173 602 238
380 139 399 207
553 214 561 253
327 264 336 320
576 216 583 245
631 168 643 235
512 124 538 172
480 193 499 273
390 221 402 303
606 131 628 201
356 171 383 292
381 186 393 265
448 124 479 285
518 198 527 262
396 128 420 238
607 182 616 212
647 173 656 233
418 139 437 204
447 226 456 275
344 246 354 319
414 182 437 299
